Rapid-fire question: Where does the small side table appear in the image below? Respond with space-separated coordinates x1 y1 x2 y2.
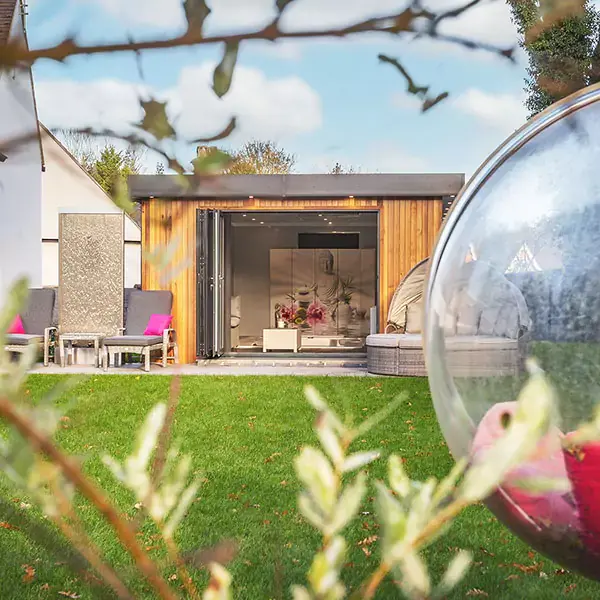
263 328 302 353
59 333 104 368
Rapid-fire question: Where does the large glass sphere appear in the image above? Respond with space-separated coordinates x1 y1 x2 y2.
425 83 600 578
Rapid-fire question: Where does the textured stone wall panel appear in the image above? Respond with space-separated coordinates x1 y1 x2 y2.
59 214 124 334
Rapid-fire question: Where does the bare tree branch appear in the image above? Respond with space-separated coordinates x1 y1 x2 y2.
0 2 514 68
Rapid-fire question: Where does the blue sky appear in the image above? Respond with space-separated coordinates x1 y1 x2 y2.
26 0 529 176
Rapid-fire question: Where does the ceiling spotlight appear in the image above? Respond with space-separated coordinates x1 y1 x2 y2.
328 222 333 225
249 195 254 199
252 218 256 221
260 221 265 225
349 195 354 199
318 214 323 217
242 214 247 217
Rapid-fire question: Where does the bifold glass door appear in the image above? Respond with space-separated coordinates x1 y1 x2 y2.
196 209 226 358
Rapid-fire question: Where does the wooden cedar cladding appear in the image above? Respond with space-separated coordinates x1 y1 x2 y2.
142 197 444 363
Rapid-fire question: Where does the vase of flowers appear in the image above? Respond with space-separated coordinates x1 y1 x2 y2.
279 303 300 327
306 300 327 329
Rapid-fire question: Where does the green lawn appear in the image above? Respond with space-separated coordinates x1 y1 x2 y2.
0 375 598 599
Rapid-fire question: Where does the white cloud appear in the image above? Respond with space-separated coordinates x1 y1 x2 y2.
427 0 518 48
83 0 409 32
80 0 187 31
358 141 430 172
410 0 520 61
452 88 527 133
307 141 430 173
35 79 147 131
35 63 322 144
390 91 423 112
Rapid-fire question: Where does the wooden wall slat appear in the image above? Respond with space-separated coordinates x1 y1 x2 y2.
142 197 445 363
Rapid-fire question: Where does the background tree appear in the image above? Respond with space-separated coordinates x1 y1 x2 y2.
228 140 295 174
56 129 146 195
92 145 142 196
509 0 600 116
330 162 358 174
195 140 295 174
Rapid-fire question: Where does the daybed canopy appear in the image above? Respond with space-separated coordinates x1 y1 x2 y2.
386 257 429 334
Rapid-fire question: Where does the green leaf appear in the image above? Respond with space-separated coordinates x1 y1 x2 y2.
510 475 571 495
291 586 312 600
164 478 200 538
213 42 239 98
203 563 232 600
397 551 431 599
295 447 337 514
183 0 211 32
423 92 450 112
433 550 472 598
192 148 232 175
459 363 557 502
308 537 346 596
389 454 411 498
405 478 436 539
432 457 467 507
298 491 326 531
328 471 366 536
315 416 344 468
304 385 346 437
137 99 176 141
341 451 380 473
111 176 136 215
375 481 407 562
276 0 295 12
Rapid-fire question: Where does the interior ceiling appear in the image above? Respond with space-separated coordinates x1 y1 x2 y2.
230 211 377 228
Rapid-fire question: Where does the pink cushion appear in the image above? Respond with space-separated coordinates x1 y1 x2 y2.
8 314 25 335
144 314 172 336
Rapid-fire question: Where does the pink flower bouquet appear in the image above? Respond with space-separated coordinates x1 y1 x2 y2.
306 301 327 327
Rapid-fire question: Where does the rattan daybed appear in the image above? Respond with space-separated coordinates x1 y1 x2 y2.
367 259 530 377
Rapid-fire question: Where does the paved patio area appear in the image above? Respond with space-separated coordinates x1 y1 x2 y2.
27 363 371 377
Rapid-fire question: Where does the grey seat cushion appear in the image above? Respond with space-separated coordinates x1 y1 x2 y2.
125 291 173 335
366 333 423 349
103 335 163 347
5 334 43 346
22 289 56 335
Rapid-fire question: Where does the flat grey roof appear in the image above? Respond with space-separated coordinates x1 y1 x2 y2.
129 173 465 200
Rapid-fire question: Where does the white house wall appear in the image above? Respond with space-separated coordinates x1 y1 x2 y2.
0 5 42 297
40 128 141 287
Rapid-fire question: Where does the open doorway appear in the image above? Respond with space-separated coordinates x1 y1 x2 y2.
228 211 378 354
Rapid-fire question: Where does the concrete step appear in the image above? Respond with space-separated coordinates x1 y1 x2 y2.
198 358 367 369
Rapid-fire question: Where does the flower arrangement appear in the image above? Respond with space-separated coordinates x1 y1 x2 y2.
277 300 327 328
277 302 299 326
306 300 327 327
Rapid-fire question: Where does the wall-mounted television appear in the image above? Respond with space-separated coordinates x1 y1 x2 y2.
298 232 359 249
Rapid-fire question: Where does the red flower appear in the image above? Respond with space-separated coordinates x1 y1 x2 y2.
306 301 327 327
279 303 297 324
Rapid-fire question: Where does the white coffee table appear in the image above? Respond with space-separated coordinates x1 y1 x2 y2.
263 328 302 353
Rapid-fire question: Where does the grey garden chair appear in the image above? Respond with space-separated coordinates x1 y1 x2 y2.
4 288 57 366
102 290 179 372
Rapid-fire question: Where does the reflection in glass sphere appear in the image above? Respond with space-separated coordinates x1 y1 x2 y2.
424 84 600 579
